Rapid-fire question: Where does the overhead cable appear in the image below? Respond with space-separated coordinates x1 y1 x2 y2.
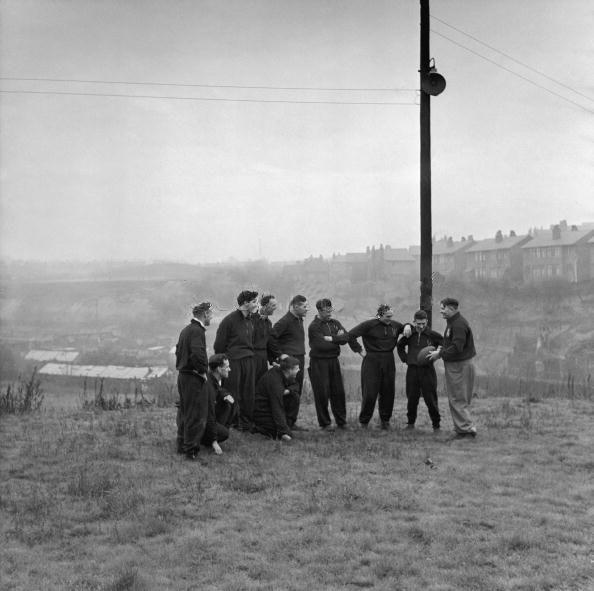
432 15 594 103
431 30 594 114
0 89 416 106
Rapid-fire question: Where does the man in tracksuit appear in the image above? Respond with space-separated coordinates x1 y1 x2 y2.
202 353 237 450
349 304 411 429
397 309 443 431
427 297 477 439
308 298 361 430
213 290 258 431
270 294 309 429
252 294 281 383
175 302 218 459
253 356 300 441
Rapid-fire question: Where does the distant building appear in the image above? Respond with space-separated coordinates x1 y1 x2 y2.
522 223 594 282
433 236 475 279
38 363 170 380
466 231 532 281
25 349 80 364
330 251 369 283
382 246 416 279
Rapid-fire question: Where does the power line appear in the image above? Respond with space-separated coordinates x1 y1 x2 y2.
431 30 594 114
431 15 594 103
0 88 417 106
0 76 416 93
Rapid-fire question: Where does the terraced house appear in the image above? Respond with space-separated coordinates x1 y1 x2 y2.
466 230 532 281
521 223 594 283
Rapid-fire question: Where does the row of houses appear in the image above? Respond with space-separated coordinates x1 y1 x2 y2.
284 221 594 284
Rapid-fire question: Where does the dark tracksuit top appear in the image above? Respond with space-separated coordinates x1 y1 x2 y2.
396 328 444 366
348 318 405 353
440 312 476 362
270 312 305 357
253 367 294 438
253 312 282 362
308 316 362 359
213 310 255 359
175 319 208 375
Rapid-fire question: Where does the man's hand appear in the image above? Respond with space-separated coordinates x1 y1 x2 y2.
281 434 292 442
323 336 332 342
212 441 223 455
359 351 367 358
427 349 441 362
403 324 412 338
223 394 234 404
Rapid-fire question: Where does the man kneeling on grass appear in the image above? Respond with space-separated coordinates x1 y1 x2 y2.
252 356 300 441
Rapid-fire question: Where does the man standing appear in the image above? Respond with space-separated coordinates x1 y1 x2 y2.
270 294 309 429
213 290 258 431
308 298 361 430
349 304 411 429
175 302 215 460
397 310 443 431
202 353 237 451
252 294 281 383
253 356 300 441
427 297 477 439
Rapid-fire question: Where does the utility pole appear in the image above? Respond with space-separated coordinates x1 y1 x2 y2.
419 0 445 327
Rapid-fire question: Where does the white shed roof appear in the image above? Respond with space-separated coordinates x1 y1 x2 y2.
38 363 169 380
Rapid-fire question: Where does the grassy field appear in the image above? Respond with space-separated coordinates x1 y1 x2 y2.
1 380 593 591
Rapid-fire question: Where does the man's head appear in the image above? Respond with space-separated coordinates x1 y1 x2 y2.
290 295 308 318
192 302 213 326
237 290 259 313
439 297 459 320
280 355 300 380
413 309 428 333
208 353 231 379
376 304 394 325
316 298 333 321
259 294 277 316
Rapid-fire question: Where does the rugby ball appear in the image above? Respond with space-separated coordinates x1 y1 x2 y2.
416 345 436 366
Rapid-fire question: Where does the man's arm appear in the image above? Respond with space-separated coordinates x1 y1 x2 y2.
396 335 408 363
189 331 208 375
268 376 292 436
213 316 228 355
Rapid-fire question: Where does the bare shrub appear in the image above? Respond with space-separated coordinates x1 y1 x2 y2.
0 368 44 415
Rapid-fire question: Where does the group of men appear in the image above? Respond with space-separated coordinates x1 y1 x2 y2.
174 291 477 460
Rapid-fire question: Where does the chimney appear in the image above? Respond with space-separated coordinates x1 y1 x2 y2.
552 225 561 240
559 220 568 231
571 225 578 231
510 230 516 237
447 237 454 247
495 230 503 243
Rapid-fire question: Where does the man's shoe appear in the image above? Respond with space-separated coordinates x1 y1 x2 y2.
432 426 440 433
185 449 199 460
380 421 390 430
405 424 415 430
359 422 369 429
320 424 336 432
336 423 350 431
291 424 310 432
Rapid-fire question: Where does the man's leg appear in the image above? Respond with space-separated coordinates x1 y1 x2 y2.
445 360 476 434
359 355 380 425
377 356 396 424
328 358 347 426
309 359 332 428
181 374 208 455
286 355 304 427
420 366 440 429
405 366 421 426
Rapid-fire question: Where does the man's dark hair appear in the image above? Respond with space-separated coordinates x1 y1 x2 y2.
376 304 392 317
290 294 307 307
192 302 212 316
208 353 229 371
316 298 333 310
280 356 300 371
260 294 275 306
237 290 259 306
414 309 428 320
440 297 459 309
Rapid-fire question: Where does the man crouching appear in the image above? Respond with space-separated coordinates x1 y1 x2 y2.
253 356 300 441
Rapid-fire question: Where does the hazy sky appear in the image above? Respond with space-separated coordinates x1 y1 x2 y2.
1 0 593 263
